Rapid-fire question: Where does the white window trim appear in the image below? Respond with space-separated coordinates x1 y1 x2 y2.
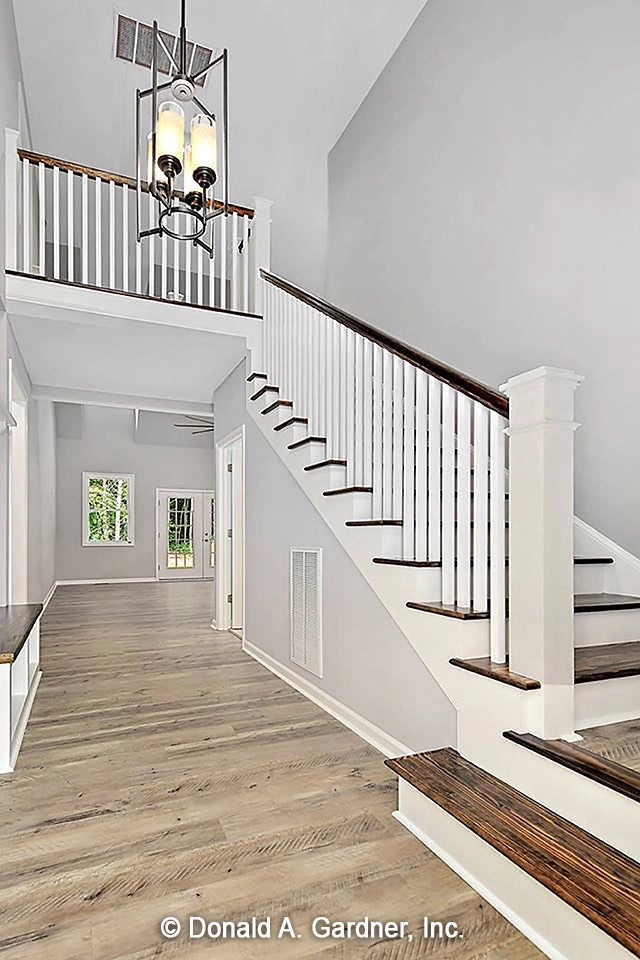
82 471 135 547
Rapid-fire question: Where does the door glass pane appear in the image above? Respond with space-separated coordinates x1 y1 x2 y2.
167 496 195 568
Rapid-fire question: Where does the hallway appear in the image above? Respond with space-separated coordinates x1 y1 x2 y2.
0 582 540 959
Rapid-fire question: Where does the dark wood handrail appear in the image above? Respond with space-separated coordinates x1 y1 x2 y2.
261 270 509 417
17 149 255 219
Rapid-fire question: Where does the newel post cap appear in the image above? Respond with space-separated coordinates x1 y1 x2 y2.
500 366 584 429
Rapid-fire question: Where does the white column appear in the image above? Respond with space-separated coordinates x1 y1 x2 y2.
3 128 20 278
250 196 273 316
501 366 583 739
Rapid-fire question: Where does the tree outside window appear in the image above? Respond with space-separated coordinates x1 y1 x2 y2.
83 473 135 546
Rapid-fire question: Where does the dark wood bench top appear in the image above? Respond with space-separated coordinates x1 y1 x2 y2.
386 747 640 957
0 604 43 664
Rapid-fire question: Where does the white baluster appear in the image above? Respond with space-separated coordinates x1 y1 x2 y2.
345 329 356 484
392 356 404 520
135 202 142 295
242 215 250 313
161 231 168 299
53 165 60 280
381 350 394 518
354 335 364 485
372 344 384 518
185 236 192 303
231 212 239 310
22 159 30 273
197 244 203 306
209 223 216 307
331 319 341 459
428 377 442 562
109 180 115 288
81 173 88 283
173 235 180 300
415 369 429 562
362 339 373 488
220 214 228 309
94 176 102 286
489 412 507 662
441 384 456 605
473 403 489 612
38 162 45 276
457 394 472 608
402 362 416 559
66 169 74 281
121 185 128 292
147 193 154 295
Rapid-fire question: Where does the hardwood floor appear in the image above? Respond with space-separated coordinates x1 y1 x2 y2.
579 718 640 773
0 582 542 959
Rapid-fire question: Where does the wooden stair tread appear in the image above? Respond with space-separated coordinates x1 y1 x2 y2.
323 486 373 497
449 656 541 690
409 593 639 621
246 372 267 383
575 641 640 683
250 384 279 401
262 399 293 415
0 604 43 664
345 519 402 527
504 731 640 803
574 593 640 613
385 748 640 956
373 558 440 568
574 557 615 565
408 601 489 621
304 459 347 471
288 436 327 450
273 417 308 432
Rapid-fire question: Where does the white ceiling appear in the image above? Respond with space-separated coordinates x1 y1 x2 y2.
10 314 244 404
13 0 426 290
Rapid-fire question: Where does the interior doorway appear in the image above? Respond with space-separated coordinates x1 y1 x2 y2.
215 427 244 633
9 362 28 604
156 489 215 581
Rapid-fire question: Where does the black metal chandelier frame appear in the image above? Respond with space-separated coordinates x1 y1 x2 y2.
135 0 229 258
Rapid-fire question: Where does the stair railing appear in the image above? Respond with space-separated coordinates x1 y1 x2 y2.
261 270 510 662
5 128 268 314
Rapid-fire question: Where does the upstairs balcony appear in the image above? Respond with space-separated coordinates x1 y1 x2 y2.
2 128 270 359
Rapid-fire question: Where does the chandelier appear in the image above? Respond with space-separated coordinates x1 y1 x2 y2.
135 0 229 256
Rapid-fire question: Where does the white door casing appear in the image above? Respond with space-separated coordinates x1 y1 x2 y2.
215 426 245 632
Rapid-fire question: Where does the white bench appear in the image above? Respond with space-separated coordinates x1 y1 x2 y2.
0 604 43 774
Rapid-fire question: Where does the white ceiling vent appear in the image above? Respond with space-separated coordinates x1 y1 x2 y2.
114 13 213 87
290 549 323 678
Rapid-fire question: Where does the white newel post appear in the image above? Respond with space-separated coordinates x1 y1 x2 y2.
3 129 20 279
250 196 273 317
501 366 583 740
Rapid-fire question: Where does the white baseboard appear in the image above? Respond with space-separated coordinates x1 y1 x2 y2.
243 639 413 759
55 577 158 586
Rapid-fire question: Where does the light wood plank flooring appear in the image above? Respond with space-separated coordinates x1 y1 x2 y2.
578 718 640 773
0 582 542 959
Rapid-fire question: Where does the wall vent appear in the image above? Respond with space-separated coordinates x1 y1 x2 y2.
290 549 323 678
114 13 213 87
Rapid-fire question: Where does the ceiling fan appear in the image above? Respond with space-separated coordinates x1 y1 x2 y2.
173 414 215 435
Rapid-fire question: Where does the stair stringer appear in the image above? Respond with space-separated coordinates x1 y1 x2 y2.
247 385 640 860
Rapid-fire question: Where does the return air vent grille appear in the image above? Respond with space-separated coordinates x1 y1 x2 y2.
290 549 323 678
114 14 212 87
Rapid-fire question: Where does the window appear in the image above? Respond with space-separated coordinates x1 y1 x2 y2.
167 496 195 568
82 473 135 546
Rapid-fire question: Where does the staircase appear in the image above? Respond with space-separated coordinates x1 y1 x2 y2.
245 270 640 959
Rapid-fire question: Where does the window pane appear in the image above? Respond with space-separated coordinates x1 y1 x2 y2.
167 496 194 568
85 475 132 544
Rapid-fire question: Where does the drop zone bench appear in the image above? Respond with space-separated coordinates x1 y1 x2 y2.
0 603 43 773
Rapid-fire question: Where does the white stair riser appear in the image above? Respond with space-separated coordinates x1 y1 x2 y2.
395 781 635 960
573 565 609 595
574 608 640 647
323 491 372 522
370 564 442 606
576 674 640 728
342 526 403 560
287 441 328 469
304 464 347 490
259 404 295 427
272 422 308 447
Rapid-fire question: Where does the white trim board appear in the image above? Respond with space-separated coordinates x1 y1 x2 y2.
41 581 57 611
8 670 42 773
243 639 413 759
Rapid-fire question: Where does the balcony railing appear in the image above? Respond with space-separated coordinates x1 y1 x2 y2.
4 129 272 315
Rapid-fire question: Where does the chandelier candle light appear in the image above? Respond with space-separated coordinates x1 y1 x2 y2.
135 0 229 255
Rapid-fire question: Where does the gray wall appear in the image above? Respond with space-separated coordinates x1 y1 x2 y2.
27 397 56 603
55 404 214 582
327 0 640 557
214 362 456 753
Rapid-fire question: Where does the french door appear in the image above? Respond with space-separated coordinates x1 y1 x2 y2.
157 489 215 580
